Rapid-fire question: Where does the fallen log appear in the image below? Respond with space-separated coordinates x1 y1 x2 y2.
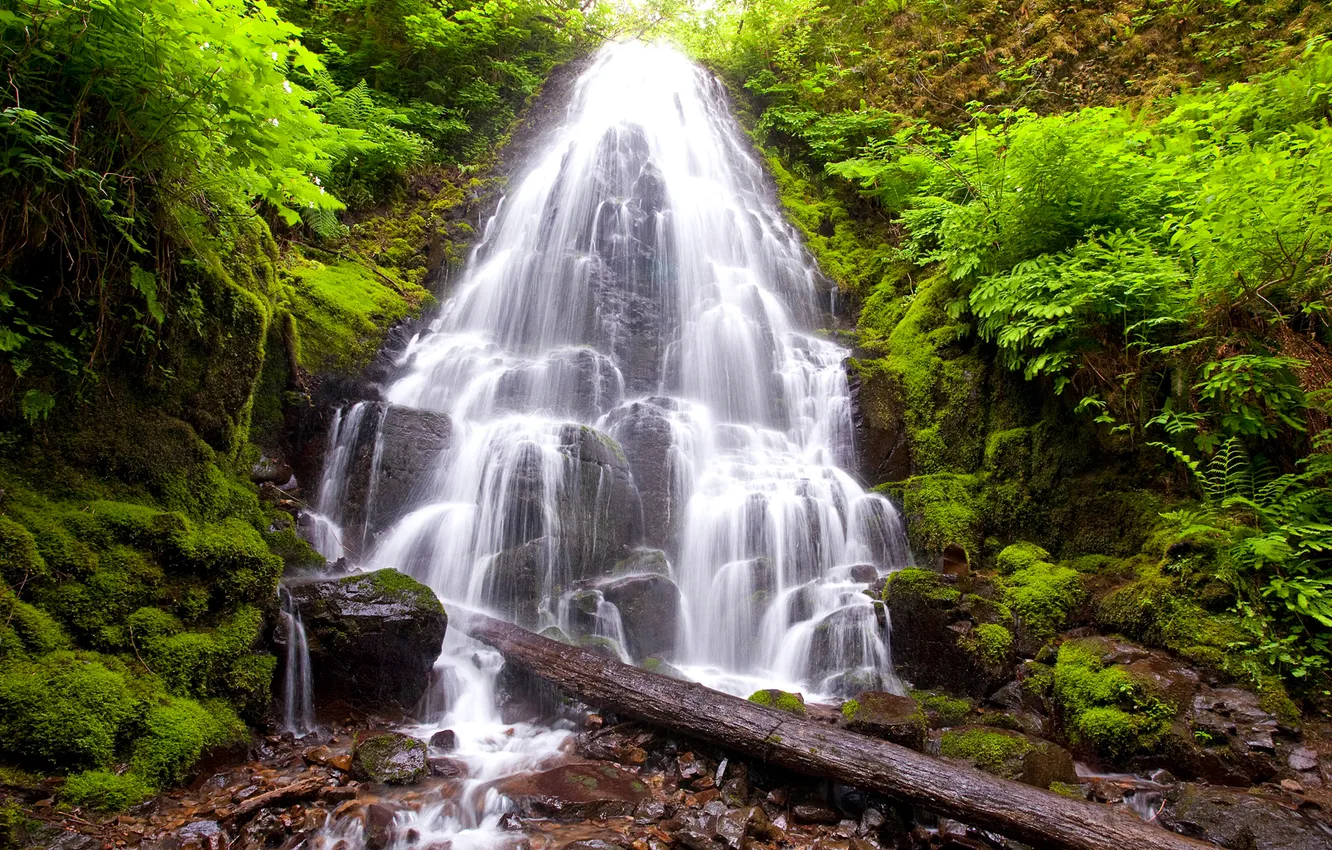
459 611 1217 850
218 775 326 822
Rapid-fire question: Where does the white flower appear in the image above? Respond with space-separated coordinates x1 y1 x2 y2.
270 117 280 127
283 80 293 94
312 176 320 185
201 42 210 49
271 51 279 61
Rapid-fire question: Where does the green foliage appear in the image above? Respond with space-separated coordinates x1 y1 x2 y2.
1002 561 1086 646
913 690 975 727
996 542 1050 575
129 697 244 787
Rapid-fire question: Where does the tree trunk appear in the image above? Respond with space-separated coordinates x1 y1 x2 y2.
459 611 1218 850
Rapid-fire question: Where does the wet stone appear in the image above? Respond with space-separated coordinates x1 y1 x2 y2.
352 732 428 785
498 761 653 820
429 729 459 751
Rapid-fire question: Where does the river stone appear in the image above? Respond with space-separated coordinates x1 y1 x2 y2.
841 692 927 751
284 569 447 709
598 573 683 660
1163 683 1288 785
352 732 428 784
1158 783 1332 850
805 605 887 695
497 761 652 820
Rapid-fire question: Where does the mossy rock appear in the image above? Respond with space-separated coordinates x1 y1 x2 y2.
940 726 1077 789
912 690 976 728
841 691 927 750
748 689 807 716
1000 560 1086 655
1051 637 1179 763
352 732 428 785
996 542 1050 575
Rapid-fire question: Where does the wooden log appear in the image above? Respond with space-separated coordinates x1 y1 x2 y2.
459 611 1218 850
218 775 326 822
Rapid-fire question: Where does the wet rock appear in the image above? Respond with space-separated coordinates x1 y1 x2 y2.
641 655 689 680
841 692 927 751
429 729 458 751
597 573 683 660
337 403 453 552
1158 783 1332 850
614 547 671 576
154 821 228 850
364 803 397 850
497 761 653 820
284 569 447 709
560 841 628 850
939 726 1077 789
884 569 1013 698
793 803 840 824
806 605 889 697
1164 684 1287 785
484 537 552 627
303 745 353 772
716 805 780 849
558 424 645 576
352 732 428 784
605 399 681 551
747 689 807 715
429 756 464 777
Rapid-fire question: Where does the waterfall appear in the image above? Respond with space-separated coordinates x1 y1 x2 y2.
304 40 912 849
278 587 315 737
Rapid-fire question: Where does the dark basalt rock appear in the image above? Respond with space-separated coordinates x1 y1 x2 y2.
483 537 552 627
496 761 653 820
884 569 1014 699
557 424 644 577
605 399 681 551
337 403 453 553
598 572 683 660
352 733 428 785
806 605 888 696
1158 783 1332 850
282 569 447 709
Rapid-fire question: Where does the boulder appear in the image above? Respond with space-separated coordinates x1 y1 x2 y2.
613 547 671 576
1163 684 1290 786
1158 783 1332 850
598 573 683 660
352 732 428 784
496 761 653 820
283 569 447 709
939 726 1077 789
841 692 927 751
805 604 888 695
884 568 1014 698
483 537 551 627
428 729 458 751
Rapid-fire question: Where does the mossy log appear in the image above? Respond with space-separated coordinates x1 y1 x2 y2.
460 612 1218 850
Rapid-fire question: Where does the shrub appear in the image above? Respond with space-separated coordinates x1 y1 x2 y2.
0 652 136 771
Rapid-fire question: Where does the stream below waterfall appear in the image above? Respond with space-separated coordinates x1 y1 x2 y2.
299 40 913 850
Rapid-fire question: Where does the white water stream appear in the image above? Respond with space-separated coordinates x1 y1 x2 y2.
304 41 912 849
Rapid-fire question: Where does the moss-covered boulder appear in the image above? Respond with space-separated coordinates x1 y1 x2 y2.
939 726 1077 789
596 573 682 661
284 569 447 709
884 568 1015 698
747 689 807 715
840 691 927 751
1158 783 1332 850
352 731 428 784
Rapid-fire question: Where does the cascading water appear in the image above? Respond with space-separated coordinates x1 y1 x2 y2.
306 40 912 849
277 587 315 737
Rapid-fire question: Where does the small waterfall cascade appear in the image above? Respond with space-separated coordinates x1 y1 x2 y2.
277 586 315 738
303 40 913 849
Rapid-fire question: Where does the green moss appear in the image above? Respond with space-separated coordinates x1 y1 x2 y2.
898 474 984 559
960 623 1014 667
0 797 37 848
0 588 71 660
0 652 137 771
886 568 961 604
1002 561 1086 646
939 727 1032 774
1096 569 1247 675
129 697 244 787
1052 639 1173 760
840 698 861 720
0 517 46 587
59 769 154 811
748 689 808 715
1049 781 1086 800
279 255 429 376
996 542 1050 575
914 690 975 726
363 569 444 614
